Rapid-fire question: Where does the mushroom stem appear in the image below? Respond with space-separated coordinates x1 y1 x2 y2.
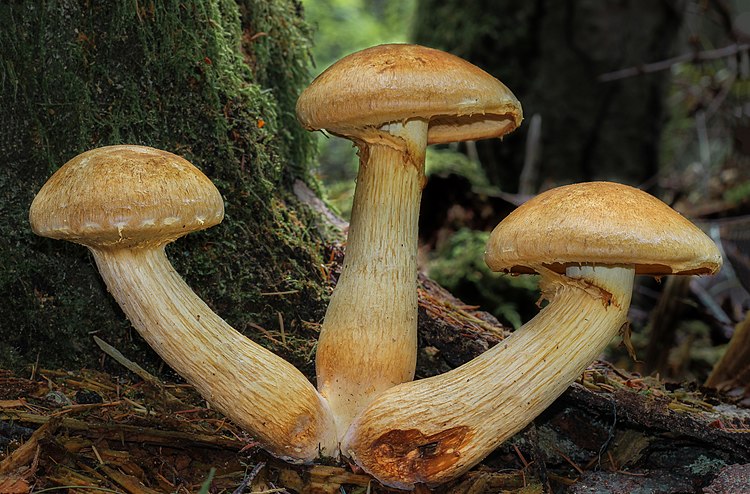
343 265 635 488
316 119 429 438
91 246 338 461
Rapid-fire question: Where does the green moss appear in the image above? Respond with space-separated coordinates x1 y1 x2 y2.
724 180 750 205
0 0 328 374
425 148 491 188
687 455 727 476
237 0 317 179
426 228 538 329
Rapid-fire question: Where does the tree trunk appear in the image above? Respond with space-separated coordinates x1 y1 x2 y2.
413 0 686 192
0 0 328 374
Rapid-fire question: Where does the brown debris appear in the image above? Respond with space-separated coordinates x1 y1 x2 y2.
703 463 750 493
0 351 748 492
0 416 56 475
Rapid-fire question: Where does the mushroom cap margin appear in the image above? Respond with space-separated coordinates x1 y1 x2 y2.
296 44 523 145
29 145 224 249
485 182 723 276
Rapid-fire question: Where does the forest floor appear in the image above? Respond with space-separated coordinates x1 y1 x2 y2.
0 356 748 494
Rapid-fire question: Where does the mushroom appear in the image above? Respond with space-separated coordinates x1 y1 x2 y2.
296 43 523 436
343 182 722 489
29 145 337 461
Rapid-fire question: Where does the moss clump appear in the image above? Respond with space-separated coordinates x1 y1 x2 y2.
0 0 329 375
426 228 537 329
425 148 491 188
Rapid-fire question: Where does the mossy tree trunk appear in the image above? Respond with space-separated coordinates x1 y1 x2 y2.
0 0 331 375
413 0 686 192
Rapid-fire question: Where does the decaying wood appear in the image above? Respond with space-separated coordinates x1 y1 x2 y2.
0 418 56 476
0 200 746 492
416 274 509 378
1 249 746 493
0 411 244 451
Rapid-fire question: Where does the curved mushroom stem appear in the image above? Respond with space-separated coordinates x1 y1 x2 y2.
343 265 635 489
91 246 338 461
316 119 429 438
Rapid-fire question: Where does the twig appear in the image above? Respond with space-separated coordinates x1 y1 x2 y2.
513 444 529 469
32 486 122 494
277 312 287 347
232 461 266 494
91 444 105 466
0 417 59 474
553 447 584 476
102 464 162 494
259 290 299 296
93 336 184 409
599 43 749 82
50 401 124 418
245 322 284 346
0 411 242 450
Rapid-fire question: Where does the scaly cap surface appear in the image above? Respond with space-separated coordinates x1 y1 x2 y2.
296 44 522 144
485 182 722 276
30 145 224 248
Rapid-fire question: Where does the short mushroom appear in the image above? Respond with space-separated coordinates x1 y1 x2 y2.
343 182 722 488
296 43 522 436
29 145 337 461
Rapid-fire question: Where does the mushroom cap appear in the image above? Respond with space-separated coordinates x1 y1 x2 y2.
485 182 722 276
30 145 224 249
296 44 522 145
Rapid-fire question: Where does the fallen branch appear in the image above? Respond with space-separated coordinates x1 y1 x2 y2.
599 43 749 82
0 411 242 451
93 336 184 410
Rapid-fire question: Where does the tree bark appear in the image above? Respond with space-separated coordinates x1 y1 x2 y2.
0 0 327 374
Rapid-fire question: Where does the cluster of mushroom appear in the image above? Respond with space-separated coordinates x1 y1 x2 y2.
30 44 722 490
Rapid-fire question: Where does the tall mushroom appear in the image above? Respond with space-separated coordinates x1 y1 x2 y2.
29 145 337 461
296 43 522 435
343 182 722 489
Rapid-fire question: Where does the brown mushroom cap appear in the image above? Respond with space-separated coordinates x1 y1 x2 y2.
29 145 224 249
296 44 522 145
485 182 723 276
